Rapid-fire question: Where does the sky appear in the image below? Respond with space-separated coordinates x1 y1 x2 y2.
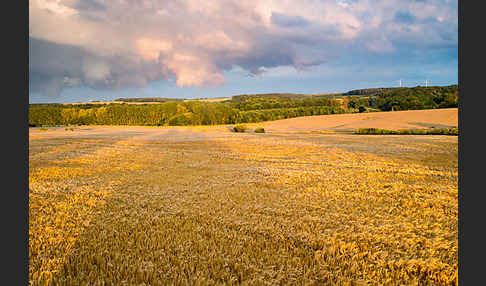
29 0 458 103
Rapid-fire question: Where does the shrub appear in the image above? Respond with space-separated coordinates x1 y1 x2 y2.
356 127 458 136
233 124 247 132
254 127 265 133
448 128 459 135
398 129 411 135
413 129 427 135
356 128 396 134
427 128 458 135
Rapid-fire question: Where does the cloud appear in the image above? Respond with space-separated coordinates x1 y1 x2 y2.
394 11 416 24
71 0 106 12
271 12 311 28
29 0 457 97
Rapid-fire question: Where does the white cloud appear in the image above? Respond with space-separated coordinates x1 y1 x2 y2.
29 0 458 97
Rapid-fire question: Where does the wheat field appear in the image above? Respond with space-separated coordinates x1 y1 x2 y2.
29 119 457 285
261 108 458 133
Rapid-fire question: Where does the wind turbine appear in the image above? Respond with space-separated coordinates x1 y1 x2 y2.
417 79 429 87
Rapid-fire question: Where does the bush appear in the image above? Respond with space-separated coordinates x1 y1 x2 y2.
427 128 459 135
355 128 397 134
356 127 458 136
398 129 411 135
254 127 265 133
358 106 366 113
413 129 427 135
233 124 247 132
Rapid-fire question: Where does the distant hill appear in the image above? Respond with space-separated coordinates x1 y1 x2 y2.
230 92 343 102
343 88 398 96
114 97 184 102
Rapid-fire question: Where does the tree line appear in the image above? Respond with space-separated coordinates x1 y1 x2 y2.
346 85 458 112
229 96 339 111
29 101 345 127
29 85 458 127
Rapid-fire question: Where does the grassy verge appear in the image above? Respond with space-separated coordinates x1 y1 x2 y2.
355 127 458 135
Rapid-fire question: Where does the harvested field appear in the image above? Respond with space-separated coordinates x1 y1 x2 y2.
59 97 232 105
261 108 458 133
184 97 231 102
29 117 457 284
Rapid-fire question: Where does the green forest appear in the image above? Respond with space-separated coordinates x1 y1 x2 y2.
29 85 458 127
346 85 458 111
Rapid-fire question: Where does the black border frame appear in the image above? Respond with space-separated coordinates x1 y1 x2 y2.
21 0 470 285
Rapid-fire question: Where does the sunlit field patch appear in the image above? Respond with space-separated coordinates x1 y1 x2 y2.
29 126 457 285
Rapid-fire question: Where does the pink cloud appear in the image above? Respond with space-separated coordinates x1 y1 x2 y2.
29 0 457 97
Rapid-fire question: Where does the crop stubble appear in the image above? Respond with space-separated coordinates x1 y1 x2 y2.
29 126 457 285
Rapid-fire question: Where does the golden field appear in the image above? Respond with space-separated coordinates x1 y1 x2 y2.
29 110 457 285
261 108 458 133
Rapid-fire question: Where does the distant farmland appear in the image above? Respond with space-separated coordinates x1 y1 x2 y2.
261 108 458 133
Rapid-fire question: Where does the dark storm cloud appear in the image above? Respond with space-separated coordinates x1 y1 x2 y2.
29 37 170 97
